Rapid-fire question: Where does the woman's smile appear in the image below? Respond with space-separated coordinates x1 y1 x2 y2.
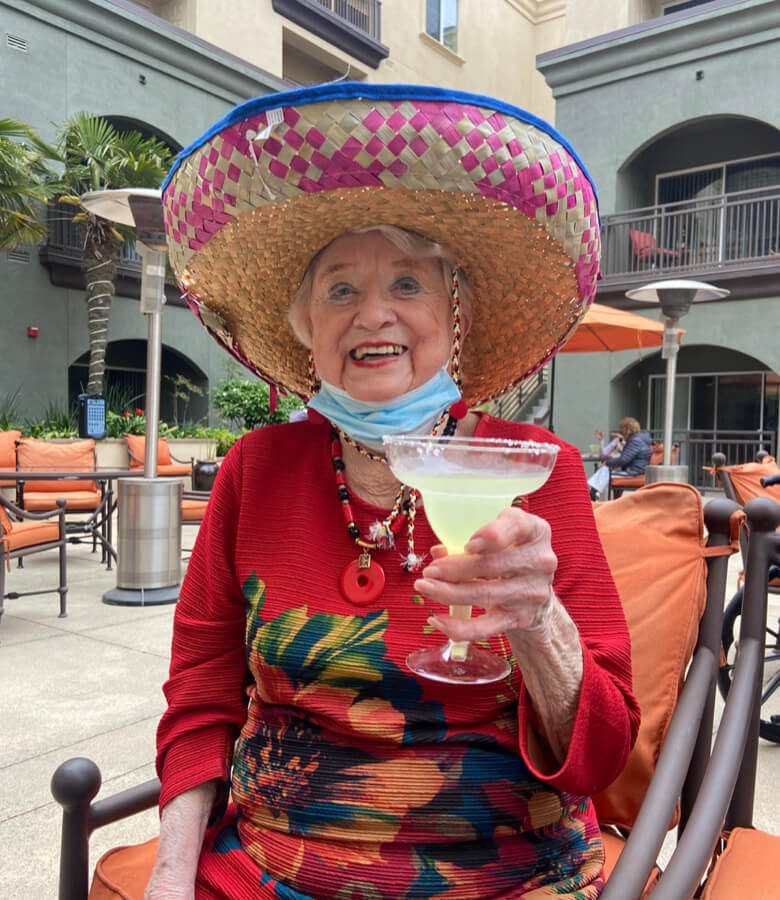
349 342 409 365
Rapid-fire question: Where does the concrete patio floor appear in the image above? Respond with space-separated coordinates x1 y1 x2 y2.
1 511 778 898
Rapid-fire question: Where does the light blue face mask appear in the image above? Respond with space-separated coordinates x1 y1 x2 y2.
307 368 462 450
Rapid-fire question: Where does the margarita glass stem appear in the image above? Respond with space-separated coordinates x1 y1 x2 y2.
447 604 473 661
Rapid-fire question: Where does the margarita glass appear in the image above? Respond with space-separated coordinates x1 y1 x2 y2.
383 435 559 685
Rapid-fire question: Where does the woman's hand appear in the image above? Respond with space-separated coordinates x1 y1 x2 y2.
413 506 557 643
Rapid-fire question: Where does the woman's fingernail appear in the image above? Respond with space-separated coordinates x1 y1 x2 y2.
422 565 441 578
427 616 443 628
415 579 435 594
465 538 485 553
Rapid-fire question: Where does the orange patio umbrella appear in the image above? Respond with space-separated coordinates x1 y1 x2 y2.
560 302 668 353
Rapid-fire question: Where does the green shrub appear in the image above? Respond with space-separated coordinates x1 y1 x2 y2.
211 379 303 431
25 402 78 438
0 388 22 431
105 407 146 437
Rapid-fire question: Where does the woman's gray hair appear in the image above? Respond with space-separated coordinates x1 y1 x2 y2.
287 224 473 348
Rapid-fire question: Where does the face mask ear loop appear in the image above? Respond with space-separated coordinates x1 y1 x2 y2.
450 268 463 390
307 351 321 398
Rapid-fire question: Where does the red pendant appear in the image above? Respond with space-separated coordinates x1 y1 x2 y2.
339 552 386 606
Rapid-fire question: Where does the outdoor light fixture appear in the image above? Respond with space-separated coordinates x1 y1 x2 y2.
626 279 730 482
80 188 181 606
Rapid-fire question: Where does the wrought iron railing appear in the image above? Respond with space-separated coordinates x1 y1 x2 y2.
600 186 780 280
310 0 381 39
649 428 777 488
492 364 550 423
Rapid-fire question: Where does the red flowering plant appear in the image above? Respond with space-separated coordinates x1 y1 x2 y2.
105 407 147 437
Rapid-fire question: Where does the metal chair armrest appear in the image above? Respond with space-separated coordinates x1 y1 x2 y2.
0 493 68 522
168 451 194 466
51 757 160 900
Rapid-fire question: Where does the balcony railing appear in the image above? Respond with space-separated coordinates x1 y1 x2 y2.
310 0 381 40
272 0 387 68
40 202 179 295
600 186 780 281
649 428 777 489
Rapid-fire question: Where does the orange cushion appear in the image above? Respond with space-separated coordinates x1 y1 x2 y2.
1 520 60 552
701 828 780 899
181 498 208 522
16 439 97 492
21 490 102 511
600 828 660 895
126 435 172 468
89 838 158 900
723 461 780 506
0 500 14 535
157 463 191 477
611 475 645 488
0 430 21 468
592 483 709 831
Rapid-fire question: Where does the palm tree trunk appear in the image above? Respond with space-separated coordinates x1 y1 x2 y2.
82 232 120 396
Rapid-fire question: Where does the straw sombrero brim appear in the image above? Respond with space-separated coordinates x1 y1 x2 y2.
163 84 600 405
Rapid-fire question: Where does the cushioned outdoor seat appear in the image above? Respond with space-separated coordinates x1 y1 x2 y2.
1 494 67 621
15 439 102 512
52 483 741 900
181 497 208 522
610 443 680 499
700 828 780 899
126 435 192 477
0 429 21 488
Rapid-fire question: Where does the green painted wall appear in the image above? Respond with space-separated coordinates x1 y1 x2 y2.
1 0 285 421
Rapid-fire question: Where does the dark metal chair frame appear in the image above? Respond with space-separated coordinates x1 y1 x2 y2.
1 495 68 621
51 494 743 900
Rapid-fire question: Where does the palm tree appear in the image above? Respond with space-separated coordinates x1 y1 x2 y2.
0 118 59 249
56 113 173 395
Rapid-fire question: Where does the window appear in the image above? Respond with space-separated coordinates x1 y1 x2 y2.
426 0 458 53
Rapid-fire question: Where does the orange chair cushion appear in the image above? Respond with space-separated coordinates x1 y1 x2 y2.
701 828 780 899
611 475 645 489
0 430 21 468
0 501 14 535
600 828 660 896
157 463 192 477
126 434 172 468
1 520 60 552
15 439 97 492
592 483 709 831
20 490 102 511
724 460 780 506
89 837 158 899
181 498 208 522
0 430 22 485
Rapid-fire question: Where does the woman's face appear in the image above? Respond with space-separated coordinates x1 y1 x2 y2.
307 232 453 403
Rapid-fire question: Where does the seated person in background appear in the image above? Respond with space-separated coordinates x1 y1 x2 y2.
588 417 652 500
594 429 624 460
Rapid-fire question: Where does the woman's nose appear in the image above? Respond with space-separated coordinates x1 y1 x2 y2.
353 288 396 330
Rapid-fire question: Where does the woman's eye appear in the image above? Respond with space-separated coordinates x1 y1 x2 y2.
325 283 355 303
394 277 421 295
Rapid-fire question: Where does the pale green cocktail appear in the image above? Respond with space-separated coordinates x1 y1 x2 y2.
383 435 559 685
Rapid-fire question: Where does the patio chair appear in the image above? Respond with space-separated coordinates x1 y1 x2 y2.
50 482 741 899
180 489 210 559
125 435 192 478
1 494 67 621
629 229 681 268
668 497 780 899
610 443 680 499
14 438 110 562
0 429 22 489
707 453 780 743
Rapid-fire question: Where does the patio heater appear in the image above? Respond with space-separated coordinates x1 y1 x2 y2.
625 279 729 485
80 188 182 606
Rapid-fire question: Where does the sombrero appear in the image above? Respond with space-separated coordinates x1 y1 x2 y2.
162 82 600 406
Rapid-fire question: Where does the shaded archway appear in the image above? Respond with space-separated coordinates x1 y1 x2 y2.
69 340 208 424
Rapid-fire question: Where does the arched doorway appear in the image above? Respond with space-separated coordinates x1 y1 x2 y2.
613 345 779 478
68 340 208 425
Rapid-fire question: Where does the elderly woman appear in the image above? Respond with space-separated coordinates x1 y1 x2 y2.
147 84 639 899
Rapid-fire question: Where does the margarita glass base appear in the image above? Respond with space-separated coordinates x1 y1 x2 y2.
406 641 511 685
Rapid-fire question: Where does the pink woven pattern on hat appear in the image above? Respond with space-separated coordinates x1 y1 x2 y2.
164 98 600 306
